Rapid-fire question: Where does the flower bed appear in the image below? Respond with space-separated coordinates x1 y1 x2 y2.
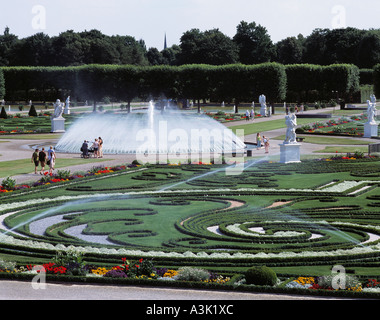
205 111 260 123
296 115 368 137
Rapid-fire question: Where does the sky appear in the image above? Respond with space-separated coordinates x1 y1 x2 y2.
3 0 380 50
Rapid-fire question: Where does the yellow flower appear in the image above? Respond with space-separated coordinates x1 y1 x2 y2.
163 269 178 278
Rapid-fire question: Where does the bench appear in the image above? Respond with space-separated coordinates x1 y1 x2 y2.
296 137 305 143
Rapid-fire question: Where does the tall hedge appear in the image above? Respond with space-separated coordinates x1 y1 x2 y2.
374 64 380 97
286 64 359 102
208 63 287 107
1 63 359 105
0 69 5 100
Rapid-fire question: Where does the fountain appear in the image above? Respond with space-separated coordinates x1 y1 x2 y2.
55 101 246 160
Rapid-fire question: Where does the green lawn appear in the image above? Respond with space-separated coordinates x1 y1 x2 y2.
272 134 370 145
313 146 368 154
0 133 63 140
230 118 323 136
0 157 113 178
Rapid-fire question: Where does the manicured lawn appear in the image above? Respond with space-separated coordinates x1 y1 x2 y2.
0 133 63 140
230 118 323 135
272 134 370 145
0 157 113 178
313 146 368 154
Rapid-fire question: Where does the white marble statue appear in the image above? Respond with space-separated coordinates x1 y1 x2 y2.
370 94 376 104
64 96 71 114
366 99 377 125
284 113 298 144
53 99 64 118
259 94 267 117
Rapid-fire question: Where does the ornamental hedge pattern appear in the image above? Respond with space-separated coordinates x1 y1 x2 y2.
1 159 380 297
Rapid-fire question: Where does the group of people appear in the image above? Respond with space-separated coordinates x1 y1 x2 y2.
81 137 103 159
245 109 255 121
256 133 270 153
31 146 56 175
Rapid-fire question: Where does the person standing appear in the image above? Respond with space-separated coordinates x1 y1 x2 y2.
47 146 56 174
92 139 99 158
263 136 270 153
98 137 103 158
256 133 262 149
245 110 250 121
81 140 89 158
39 147 47 175
31 148 39 174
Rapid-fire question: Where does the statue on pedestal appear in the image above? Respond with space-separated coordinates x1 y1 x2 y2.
259 94 267 117
53 99 64 119
284 113 297 144
64 96 71 114
366 99 377 125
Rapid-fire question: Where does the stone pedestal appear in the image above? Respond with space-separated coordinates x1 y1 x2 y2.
364 123 378 138
280 143 301 164
51 117 65 133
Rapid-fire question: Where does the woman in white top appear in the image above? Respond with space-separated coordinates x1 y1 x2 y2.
92 139 99 158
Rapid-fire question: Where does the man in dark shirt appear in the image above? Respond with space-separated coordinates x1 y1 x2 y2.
31 148 39 174
39 147 47 175
81 140 89 158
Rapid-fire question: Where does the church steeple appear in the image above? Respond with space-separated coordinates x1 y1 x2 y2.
164 33 167 50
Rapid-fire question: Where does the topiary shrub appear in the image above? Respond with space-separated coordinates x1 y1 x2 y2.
0 106 7 119
28 104 38 117
245 265 277 286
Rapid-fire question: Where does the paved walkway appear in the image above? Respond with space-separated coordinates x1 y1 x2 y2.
0 280 350 301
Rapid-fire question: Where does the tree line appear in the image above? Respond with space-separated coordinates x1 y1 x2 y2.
0 21 380 68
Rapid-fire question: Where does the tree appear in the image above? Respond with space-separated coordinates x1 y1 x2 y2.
51 30 86 66
178 28 238 65
233 21 276 64
0 27 19 66
303 29 329 65
147 47 166 65
10 33 53 66
276 36 303 64
356 33 380 68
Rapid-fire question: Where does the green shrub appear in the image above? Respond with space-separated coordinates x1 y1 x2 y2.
56 169 71 180
1 177 16 190
0 106 7 119
28 104 38 117
245 265 277 286
176 267 210 282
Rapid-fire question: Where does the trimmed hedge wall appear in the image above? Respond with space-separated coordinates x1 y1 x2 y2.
1 63 360 105
374 64 380 97
285 63 360 102
1 64 286 104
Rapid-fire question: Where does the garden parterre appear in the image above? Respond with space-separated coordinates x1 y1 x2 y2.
1 158 380 298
